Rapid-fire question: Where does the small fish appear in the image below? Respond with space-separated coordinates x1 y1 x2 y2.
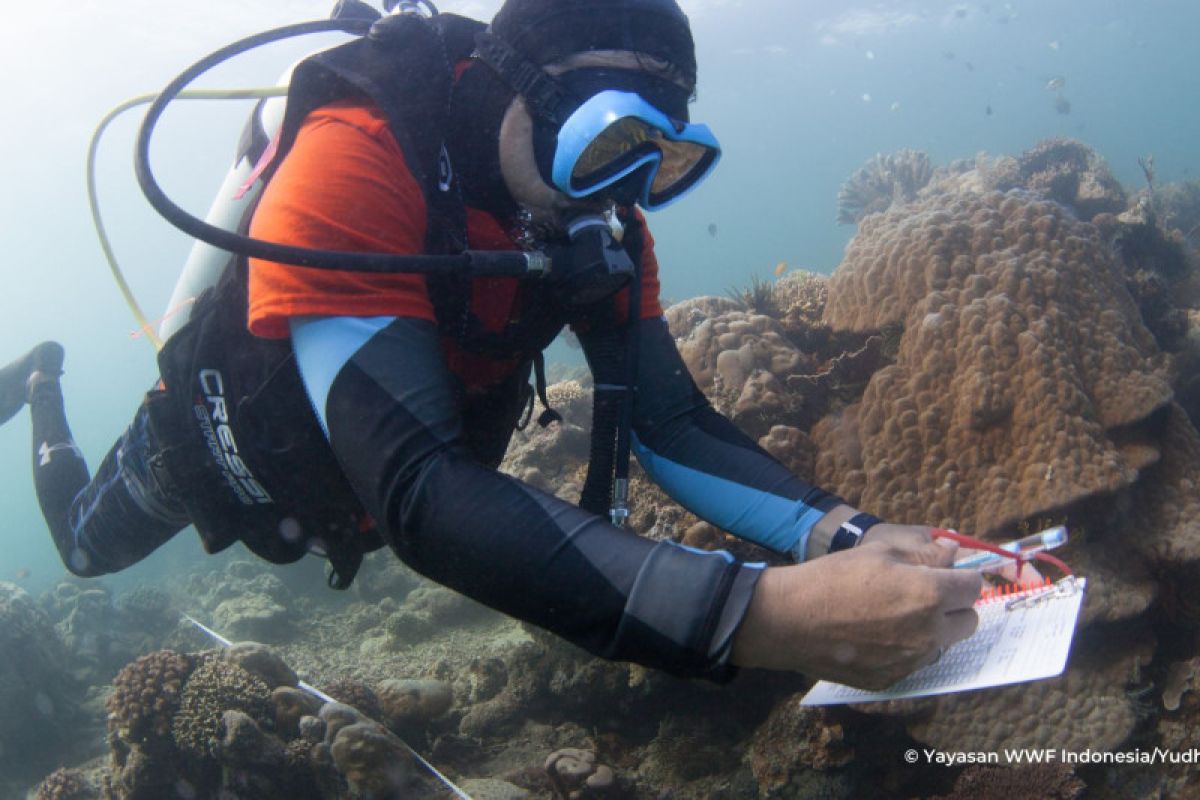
1054 95 1072 115
964 61 974 72
890 101 902 112
942 50 957 61
865 50 875 60
861 92 872 103
707 222 718 238
1045 76 1065 91
774 262 787 278
1048 40 1060 51
15 568 30 580
986 104 993 116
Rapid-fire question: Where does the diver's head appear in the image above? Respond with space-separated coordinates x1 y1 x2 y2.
463 0 719 226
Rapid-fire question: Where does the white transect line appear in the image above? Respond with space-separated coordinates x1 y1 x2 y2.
182 614 473 800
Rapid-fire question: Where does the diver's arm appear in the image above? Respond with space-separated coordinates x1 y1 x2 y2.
289 314 763 679
580 316 851 561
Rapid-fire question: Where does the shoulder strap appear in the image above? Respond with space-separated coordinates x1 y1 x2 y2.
270 13 484 255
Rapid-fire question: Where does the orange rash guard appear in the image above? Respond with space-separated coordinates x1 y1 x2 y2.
247 100 663 389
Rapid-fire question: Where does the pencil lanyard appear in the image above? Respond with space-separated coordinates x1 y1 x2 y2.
931 528 1074 578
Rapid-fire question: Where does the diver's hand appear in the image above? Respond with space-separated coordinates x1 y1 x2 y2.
858 522 941 560
731 537 982 690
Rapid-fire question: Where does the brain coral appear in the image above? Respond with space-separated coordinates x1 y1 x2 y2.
816 189 1173 537
171 654 272 760
106 649 194 751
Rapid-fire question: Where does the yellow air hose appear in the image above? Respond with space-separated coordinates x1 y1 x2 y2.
87 87 287 352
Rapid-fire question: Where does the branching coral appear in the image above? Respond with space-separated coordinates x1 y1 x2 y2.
837 149 933 225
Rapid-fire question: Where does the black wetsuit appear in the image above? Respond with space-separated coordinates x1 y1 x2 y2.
29 307 842 678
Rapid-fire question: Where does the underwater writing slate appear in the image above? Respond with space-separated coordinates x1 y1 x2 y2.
801 577 1086 706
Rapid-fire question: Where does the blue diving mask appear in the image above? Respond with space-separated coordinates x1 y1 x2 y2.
532 68 720 211
473 34 720 211
548 86 721 210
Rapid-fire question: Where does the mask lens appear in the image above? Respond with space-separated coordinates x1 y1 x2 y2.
571 116 715 203
571 117 661 188
649 138 714 193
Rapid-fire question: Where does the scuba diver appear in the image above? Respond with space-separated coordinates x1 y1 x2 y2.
0 0 981 690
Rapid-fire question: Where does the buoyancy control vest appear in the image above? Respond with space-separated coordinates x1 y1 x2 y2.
146 11 638 588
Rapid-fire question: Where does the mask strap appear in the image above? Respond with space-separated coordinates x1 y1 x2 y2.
474 32 574 125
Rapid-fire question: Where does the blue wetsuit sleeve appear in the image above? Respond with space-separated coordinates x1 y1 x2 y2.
290 315 765 680
580 316 844 561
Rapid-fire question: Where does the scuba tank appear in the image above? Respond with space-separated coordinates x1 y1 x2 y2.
159 79 290 343
157 82 290 341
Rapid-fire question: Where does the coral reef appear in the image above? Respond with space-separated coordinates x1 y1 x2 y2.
321 701 445 798
984 137 1126 221
27 137 1200 800
376 678 454 731
837 149 934 225
0 581 85 792
1157 179 1200 249
224 640 299 689
212 592 294 643
502 378 593 498
724 273 780 317
746 695 852 794
320 677 386 724
106 649 194 751
817 188 1173 540
935 762 1085 800
669 306 813 437
543 748 616 798
34 767 99 800
172 655 274 760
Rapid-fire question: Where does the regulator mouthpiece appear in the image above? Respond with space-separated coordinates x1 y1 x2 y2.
550 212 634 306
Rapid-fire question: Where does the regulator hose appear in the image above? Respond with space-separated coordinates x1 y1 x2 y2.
134 17 542 277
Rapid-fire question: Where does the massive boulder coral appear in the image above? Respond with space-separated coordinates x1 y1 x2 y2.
502 378 593 497
816 188 1174 539
668 303 816 437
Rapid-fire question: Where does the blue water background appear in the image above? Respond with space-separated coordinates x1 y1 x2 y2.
0 0 1196 592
